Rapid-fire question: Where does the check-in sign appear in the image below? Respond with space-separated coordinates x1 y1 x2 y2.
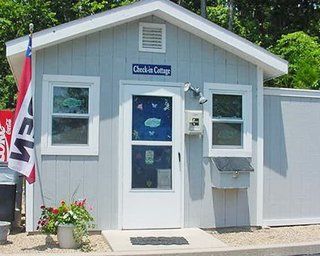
132 64 171 76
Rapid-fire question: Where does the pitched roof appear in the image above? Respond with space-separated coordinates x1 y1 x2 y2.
6 0 288 81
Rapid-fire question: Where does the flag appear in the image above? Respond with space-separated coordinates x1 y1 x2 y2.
8 35 36 184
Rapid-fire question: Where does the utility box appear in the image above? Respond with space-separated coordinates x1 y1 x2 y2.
185 110 203 135
210 157 254 189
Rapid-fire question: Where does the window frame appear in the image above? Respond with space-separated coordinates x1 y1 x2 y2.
203 83 252 157
139 22 166 53
41 75 100 156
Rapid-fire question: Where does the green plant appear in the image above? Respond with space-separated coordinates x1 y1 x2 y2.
38 199 94 252
269 31 320 89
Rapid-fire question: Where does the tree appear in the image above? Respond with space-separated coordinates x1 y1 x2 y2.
0 0 57 109
269 32 320 89
233 0 320 47
0 0 134 110
0 0 320 110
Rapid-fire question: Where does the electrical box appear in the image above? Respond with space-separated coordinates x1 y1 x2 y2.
185 110 203 135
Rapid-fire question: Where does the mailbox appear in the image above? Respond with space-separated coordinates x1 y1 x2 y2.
210 157 254 189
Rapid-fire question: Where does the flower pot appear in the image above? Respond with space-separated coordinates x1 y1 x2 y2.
57 224 79 249
0 221 10 243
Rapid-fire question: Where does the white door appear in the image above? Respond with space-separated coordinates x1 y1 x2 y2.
120 81 183 229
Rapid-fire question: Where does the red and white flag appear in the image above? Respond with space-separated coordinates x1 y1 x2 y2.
8 35 36 184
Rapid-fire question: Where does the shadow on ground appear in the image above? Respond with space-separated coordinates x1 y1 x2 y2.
21 235 59 251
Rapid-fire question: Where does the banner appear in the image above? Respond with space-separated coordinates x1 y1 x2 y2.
0 110 14 163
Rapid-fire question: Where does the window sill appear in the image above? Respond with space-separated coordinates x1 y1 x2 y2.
205 149 252 158
41 146 98 156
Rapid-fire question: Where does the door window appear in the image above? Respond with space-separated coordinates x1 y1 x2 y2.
131 95 173 190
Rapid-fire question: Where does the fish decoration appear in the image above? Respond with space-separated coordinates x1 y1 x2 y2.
144 118 161 128
62 98 82 108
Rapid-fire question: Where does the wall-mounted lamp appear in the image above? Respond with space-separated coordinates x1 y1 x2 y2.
184 82 208 104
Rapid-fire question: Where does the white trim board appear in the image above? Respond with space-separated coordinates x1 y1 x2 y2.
264 87 320 99
118 80 185 229
6 0 287 82
255 68 264 227
203 83 253 158
264 218 320 227
41 74 100 156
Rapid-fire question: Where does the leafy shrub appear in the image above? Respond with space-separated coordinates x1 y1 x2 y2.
270 31 320 89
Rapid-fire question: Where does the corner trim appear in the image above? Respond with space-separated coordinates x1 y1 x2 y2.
256 67 264 226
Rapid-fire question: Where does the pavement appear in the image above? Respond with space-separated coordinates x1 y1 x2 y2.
3 228 320 256
100 228 320 256
102 228 226 252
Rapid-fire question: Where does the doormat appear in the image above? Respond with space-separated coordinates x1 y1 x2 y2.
130 236 189 245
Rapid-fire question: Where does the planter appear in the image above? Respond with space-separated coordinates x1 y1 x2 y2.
57 224 79 249
0 221 10 243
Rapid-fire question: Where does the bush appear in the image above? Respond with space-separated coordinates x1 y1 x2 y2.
270 32 320 89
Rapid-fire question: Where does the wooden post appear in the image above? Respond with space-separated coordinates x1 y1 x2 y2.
201 0 207 18
228 0 234 31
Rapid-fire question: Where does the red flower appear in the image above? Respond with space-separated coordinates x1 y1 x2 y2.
52 208 59 215
61 200 65 205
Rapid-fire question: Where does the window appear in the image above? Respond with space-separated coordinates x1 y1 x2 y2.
41 75 100 155
203 83 252 157
139 23 166 53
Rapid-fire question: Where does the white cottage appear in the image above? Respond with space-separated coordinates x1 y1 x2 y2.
6 0 298 231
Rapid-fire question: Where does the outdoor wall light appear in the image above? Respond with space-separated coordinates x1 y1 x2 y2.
184 82 208 104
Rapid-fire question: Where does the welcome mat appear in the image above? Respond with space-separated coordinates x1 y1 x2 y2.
130 236 189 245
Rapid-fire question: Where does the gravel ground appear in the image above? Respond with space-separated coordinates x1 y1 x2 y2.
211 225 320 247
0 232 111 254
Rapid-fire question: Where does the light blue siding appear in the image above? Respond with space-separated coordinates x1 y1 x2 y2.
263 95 320 224
33 16 258 230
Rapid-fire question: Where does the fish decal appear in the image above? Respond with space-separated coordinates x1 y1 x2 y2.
144 118 161 128
62 98 82 108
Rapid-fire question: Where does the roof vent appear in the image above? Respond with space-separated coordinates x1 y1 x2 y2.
139 23 166 53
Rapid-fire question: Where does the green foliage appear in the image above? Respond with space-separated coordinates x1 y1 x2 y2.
0 0 319 109
38 199 94 252
0 0 57 110
0 75 16 109
0 0 136 110
270 32 320 89
206 4 246 37
233 0 320 47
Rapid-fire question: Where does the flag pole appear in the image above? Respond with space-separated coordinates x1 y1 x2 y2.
29 23 46 207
